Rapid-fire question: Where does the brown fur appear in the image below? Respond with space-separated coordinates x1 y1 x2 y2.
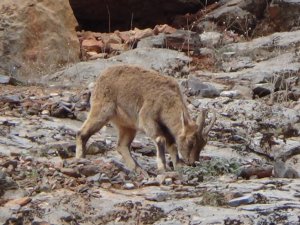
76 65 216 175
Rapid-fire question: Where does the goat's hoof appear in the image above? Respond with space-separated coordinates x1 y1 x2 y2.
135 167 150 179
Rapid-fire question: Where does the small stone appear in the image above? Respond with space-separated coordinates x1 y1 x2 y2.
60 168 81 178
41 110 50 115
123 183 135 190
199 31 222 47
49 93 60 97
164 178 173 185
48 157 64 169
131 141 144 149
293 193 300 198
156 174 165 185
88 82 95 91
220 90 240 98
228 195 255 207
87 173 102 182
186 76 220 98
0 75 11 84
252 84 273 98
146 192 169 202
0 95 21 103
142 179 160 186
86 141 106 155
79 165 99 177
32 221 51 225
105 139 112 145
101 182 112 189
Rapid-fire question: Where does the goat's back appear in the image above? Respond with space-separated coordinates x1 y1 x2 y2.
91 65 186 129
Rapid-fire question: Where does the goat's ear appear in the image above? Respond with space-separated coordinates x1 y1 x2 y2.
197 109 207 134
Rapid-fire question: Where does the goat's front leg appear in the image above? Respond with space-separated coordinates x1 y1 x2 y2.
154 136 167 173
167 143 185 169
116 126 149 178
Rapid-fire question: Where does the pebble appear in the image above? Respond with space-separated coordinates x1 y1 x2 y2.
123 183 135 190
86 142 106 155
49 93 60 97
41 110 50 115
220 90 240 98
164 178 173 185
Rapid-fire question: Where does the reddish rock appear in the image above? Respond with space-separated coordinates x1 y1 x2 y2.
82 39 104 53
5 197 32 207
60 168 81 178
109 43 126 52
132 28 154 40
95 33 122 45
153 24 177 34
115 31 131 43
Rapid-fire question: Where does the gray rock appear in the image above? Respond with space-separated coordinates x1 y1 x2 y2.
222 57 254 72
199 47 215 56
43 48 191 86
60 168 81 178
258 0 300 34
201 0 261 35
228 195 255 207
227 30 300 55
164 30 201 52
86 141 107 155
123 183 135 190
0 94 21 103
146 192 169 202
79 165 100 177
205 52 300 85
185 76 220 98
0 171 18 196
137 33 166 48
220 90 240 98
273 160 300 178
87 173 102 182
199 31 222 48
0 75 11 84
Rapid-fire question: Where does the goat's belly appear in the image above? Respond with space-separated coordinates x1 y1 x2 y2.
111 107 138 130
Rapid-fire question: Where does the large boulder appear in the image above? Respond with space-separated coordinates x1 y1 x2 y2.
42 48 191 87
197 0 268 35
256 0 300 35
69 0 208 32
0 0 80 80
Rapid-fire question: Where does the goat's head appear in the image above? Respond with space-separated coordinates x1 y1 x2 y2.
178 109 216 165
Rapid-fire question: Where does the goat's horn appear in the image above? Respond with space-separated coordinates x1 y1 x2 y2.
196 108 208 133
203 110 216 137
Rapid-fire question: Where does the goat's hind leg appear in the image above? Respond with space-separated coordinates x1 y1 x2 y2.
76 102 115 158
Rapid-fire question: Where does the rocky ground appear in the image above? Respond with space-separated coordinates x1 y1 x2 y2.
1 0 300 225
